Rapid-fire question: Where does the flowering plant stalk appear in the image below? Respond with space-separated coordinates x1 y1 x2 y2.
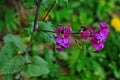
35 22 109 53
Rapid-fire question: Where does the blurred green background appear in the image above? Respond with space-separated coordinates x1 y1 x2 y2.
0 0 120 80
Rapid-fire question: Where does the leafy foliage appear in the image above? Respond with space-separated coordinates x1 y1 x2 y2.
2 74 13 80
23 56 49 78
33 21 56 43
0 55 24 74
0 9 19 32
0 0 120 80
0 39 24 74
4 34 25 53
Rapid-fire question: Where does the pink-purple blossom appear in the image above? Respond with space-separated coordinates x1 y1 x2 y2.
81 32 90 40
94 30 106 42
90 22 109 52
56 37 70 52
90 35 105 52
81 27 94 40
56 24 72 38
55 22 109 53
55 25 72 52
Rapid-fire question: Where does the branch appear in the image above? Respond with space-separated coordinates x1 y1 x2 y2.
42 1 56 21
25 0 42 55
35 28 82 34
33 0 42 30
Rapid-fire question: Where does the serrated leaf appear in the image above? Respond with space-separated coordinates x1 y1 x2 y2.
1 42 18 57
23 56 49 78
38 21 55 31
0 42 18 70
36 21 56 43
0 55 24 74
0 41 25 75
4 34 25 53
39 32 55 43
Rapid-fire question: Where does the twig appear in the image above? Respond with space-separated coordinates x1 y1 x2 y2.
35 28 56 33
35 28 82 34
25 0 42 55
42 1 56 21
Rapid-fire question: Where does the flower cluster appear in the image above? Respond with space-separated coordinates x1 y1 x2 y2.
55 22 109 53
81 22 109 52
55 24 72 52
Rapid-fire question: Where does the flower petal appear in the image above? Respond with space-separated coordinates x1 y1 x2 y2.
81 32 90 40
56 47 64 52
63 38 70 43
63 27 72 37
90 36 98 44
94 33 100 40
55 37 63 46
92 42 105 53
102 28 109 37
56 28 62 34
99 22 108 29
63 43 70 48
88 27 94 34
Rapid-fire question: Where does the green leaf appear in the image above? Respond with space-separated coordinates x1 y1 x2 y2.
38 21 55 32
0 55 24 74
4 34 25 53
2 74 13 80
35 21 56 43
0 38 25 74
0 42 18 70
23 56 49 78
44 49 60 77
55 0 68 7
23 0 36 8
70 47 80 68
5 9 19 32
76 59 84 72
79 12 93 25
1 42 18 57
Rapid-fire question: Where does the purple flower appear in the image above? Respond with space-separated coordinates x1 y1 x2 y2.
99 22 108 29
94 30 106 42
55 37 70 52
63 27 72 37
56 26 64 34
93 42 105 53
90 22 109 52
55 25 72 52
56 48 64 52
99 22 109 37
90 36 98 44
56 25 72 38
90 35 105 52
81 27 94 40
81 32 90 40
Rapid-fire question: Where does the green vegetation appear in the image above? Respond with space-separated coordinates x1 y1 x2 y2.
0 0 120 80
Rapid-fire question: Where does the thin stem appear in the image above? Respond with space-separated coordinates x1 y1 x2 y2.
42 1 56 21
33 0 42 30
35 28 56 33
35 28 82 34
25 0 42 55
70 32 82 34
